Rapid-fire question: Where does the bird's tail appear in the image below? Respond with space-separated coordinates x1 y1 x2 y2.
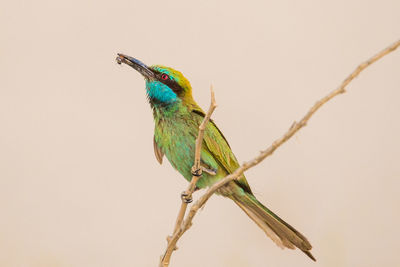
231 190 315 261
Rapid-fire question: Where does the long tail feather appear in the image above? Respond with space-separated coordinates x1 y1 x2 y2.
232 191 316 261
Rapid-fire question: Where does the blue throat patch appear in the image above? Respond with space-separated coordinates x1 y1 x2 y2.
146 81 178 104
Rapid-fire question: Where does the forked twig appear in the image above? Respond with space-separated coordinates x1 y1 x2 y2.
160 86 217 267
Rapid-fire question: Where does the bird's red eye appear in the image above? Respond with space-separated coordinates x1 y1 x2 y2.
161 74 169 80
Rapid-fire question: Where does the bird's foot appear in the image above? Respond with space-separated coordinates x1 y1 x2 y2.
191 165 216 176
181 191 193 203
191 166 202 177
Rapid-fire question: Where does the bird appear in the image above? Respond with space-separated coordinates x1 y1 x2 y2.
116 53 315 261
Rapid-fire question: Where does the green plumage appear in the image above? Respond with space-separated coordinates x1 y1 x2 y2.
117 54 315 261
153 102 250 191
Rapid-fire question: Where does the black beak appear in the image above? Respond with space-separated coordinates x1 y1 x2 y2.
116 54 155 80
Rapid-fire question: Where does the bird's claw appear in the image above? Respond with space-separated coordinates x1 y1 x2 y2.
181 191 193 203
191 167 202 177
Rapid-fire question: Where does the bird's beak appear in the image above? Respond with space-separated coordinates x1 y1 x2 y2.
116 54 155 80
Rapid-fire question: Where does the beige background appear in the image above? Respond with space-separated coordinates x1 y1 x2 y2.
1 0 400 266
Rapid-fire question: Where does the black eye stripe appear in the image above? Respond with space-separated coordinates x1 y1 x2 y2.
165 80 183 94
153 70 184 94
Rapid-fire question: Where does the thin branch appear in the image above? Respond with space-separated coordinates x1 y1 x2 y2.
183 38 400 232
160 86 217 267
159 39 400 266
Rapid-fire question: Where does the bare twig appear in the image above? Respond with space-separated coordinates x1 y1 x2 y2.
160 86 217 267
159 39 400 266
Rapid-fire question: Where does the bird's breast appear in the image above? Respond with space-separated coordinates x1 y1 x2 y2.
154 115 199 181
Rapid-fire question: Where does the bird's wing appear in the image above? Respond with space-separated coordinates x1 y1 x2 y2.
153 135 164 164
191 109 252 194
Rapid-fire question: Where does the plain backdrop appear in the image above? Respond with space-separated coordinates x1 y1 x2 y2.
1 1 400 266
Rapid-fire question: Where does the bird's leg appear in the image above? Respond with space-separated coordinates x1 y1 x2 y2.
201 166 217 176
182 166 201 203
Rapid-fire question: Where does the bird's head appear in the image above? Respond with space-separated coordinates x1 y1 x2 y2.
117 54 194 107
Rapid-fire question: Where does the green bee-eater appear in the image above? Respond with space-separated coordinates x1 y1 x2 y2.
117 54 315 261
